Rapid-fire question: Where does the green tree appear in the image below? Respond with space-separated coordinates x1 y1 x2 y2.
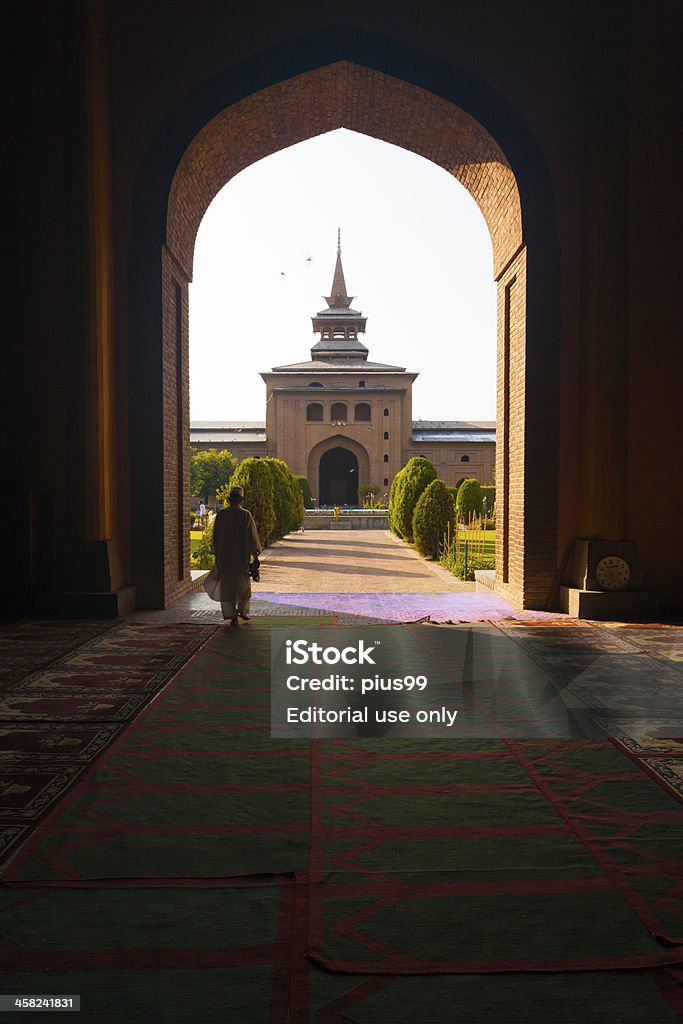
412 479 456 560
456 478 484 520
218 458 275 547
190 449 237 504
264 458 304 542
295 475 313 509
392 457 437 541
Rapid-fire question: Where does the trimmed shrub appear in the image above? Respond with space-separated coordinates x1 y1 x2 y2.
220 458 275 547
295 475 313 509
190 517 215 569
455 478 483 520
412 479 456 560
264 458 304 542
387 468 405 535
392 457 437 541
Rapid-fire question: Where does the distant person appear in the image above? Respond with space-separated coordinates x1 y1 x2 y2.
199 502 206 517
211 485 262 625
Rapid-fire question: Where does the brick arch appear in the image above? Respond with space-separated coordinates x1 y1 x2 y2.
307 435 371 500
132 39 559 610
167 63 521 281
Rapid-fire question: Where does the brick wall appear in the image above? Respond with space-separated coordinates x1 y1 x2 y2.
167 64 521 280
161 245 192 605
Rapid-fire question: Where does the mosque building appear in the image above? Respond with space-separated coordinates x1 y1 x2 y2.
191 237 495 505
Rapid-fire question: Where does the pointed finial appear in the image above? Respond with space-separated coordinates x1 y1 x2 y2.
337 228 341 256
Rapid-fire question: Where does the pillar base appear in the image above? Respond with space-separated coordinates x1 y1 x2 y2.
558 585 657 621
55 539 126 593
34 585 137 619
35 538 136 618
566 538 643 591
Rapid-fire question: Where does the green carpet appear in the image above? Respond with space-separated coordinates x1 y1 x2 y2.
1 619 681 1023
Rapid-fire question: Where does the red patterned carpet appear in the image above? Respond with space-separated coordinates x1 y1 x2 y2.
0 623 217 866
0 618 681 1023
0 619 116 687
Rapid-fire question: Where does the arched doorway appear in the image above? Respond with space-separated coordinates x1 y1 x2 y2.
319 447 359 506
129 42 559 610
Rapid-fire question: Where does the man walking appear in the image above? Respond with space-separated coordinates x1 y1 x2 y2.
211 485 262 625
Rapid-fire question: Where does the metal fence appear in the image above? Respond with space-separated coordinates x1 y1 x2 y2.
437 513 495 578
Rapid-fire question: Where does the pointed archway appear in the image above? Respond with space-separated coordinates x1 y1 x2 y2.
129 41 559 610
319 447 359 505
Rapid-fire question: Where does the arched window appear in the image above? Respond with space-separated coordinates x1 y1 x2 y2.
383 408 389 417
383 477 389 486
383 431 389 440
383 454 389 463
308 381 323 388
355 402 371 422
331 402 347 421
461 454 470 462
306 402 323 422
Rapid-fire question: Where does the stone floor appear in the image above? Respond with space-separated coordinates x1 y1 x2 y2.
130 531 565 625
254 529 473 592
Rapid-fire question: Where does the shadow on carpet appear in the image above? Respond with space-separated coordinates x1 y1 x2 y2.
1 619 682 1024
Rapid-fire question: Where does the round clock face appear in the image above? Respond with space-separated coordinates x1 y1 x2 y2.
595 556 631 591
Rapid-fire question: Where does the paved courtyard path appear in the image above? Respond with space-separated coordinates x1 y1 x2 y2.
131 530 564 624
258 529 471 593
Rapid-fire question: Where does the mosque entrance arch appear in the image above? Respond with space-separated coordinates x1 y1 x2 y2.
319 447 359 506
307 435 370 509
130 41 560 609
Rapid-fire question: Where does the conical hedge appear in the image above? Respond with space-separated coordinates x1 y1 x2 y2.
264 458 304 542
412 478 456 560
390 457 437 542
223 458 275 547
456 478 483 520
295 475 313 509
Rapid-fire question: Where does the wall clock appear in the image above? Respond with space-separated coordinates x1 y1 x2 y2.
595 555 631 591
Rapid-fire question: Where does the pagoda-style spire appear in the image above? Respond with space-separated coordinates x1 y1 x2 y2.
310 231 368 362
324 228 353 309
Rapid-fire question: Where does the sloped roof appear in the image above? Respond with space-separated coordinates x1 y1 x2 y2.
191 421 265 429
412 420 496 430
269 359 408 372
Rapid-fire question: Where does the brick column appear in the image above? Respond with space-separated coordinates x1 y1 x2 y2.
576 3 629 539
558 6 656 617
37 4 135 616
83 3 118 547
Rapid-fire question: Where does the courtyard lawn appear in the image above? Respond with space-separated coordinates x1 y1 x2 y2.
190 530 205 555
459 528 496 557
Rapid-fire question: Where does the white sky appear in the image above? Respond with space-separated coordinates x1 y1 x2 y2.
189 128 496 422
